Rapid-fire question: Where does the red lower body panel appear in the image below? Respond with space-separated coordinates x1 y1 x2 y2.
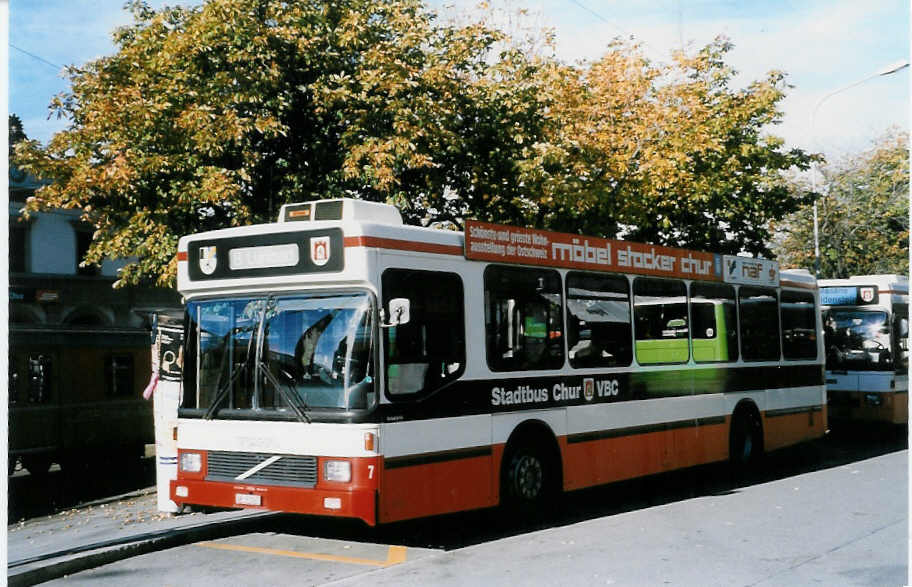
171 478 377 525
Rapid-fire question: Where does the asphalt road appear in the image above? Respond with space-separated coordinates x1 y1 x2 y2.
23 424 908 586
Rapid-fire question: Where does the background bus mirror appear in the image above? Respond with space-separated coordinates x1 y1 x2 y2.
382 298 410 327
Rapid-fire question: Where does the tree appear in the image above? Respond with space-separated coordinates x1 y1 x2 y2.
9 114 27 152
15 1 814 287
514 38 817 257
773 130 909 278
14 0 545 286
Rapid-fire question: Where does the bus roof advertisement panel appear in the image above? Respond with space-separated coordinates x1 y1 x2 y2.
464 220 722 281
721 255 780 287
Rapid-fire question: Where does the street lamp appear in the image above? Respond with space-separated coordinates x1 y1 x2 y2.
809 59 909 277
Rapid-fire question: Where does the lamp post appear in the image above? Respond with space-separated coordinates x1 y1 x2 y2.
809 59 909 277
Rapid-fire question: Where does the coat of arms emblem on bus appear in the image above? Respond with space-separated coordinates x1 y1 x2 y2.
198 246 218 275
860 287 875 303
583 378 595 402
310 236 331 266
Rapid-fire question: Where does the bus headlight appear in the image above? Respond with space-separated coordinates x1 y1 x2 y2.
323 460 351 483
180 452 203 473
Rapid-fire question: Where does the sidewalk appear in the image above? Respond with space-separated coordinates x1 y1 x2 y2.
7 487 276 586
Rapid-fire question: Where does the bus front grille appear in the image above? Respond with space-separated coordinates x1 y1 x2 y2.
206 451 318 488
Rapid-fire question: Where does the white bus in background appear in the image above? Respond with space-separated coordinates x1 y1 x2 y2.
819 275 909 425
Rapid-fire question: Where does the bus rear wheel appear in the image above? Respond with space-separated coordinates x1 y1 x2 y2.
730 409 763 468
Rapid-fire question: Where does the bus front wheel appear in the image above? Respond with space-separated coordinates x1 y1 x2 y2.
501 441 557 511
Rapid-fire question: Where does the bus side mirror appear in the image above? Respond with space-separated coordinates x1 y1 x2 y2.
381 298 410 328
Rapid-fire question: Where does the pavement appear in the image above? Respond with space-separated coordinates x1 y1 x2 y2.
7 487 276 586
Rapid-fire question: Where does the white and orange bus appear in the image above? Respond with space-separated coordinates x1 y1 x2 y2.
170 199 826 525
819 275 908 424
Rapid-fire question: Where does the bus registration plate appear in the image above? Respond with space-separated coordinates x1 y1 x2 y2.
235 493 262 506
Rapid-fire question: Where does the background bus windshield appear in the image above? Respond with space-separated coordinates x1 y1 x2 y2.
823 309 892 371
183 293 375 417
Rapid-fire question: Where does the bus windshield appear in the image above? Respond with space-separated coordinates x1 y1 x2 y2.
823 309 892 372
183 292 375 419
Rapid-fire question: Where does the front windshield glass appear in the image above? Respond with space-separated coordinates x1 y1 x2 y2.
183 292 375 418
823 309 892 371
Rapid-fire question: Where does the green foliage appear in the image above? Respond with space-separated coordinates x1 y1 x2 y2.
774 130 909 278
515 38 817 257
15 0 535 286
14 1 815 286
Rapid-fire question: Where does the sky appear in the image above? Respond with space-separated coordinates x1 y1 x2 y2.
9 0 910 161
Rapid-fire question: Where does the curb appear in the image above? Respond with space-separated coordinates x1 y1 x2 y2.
8 511 277 586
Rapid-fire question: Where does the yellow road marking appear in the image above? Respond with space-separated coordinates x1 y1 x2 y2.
196 541 408 568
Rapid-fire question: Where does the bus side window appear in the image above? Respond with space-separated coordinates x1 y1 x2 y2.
484 265 564 372
739 287 780 361
566 272 631 368
781 290 818 360
27 354 53 403
633 278 688 365
690 282 738 363
382 269 465 398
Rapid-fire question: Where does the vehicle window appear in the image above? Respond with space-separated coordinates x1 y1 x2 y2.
739 287 780 361
690 282 738 363
382 269 465 397
781 290 818 360
183 293 376 415
634 278 688 364
824 309 893 372
9 356 19 405
27 354 53 403
485 265 564 371
106 354 135 396
894 306 908 374
566 272 631 368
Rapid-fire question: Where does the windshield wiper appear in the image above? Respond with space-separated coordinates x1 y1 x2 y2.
258 363 311 424
205 325 258 420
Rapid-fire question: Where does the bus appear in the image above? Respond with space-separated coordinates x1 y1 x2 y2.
170 198 826 525
819 275 909 424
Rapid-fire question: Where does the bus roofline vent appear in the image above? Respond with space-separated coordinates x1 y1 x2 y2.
278 198 403 225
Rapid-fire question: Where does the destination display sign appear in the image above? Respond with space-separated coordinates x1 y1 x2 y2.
464 220 722 281
820 285 879 306
187 228 344 281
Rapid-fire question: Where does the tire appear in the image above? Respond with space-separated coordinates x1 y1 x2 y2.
730 409 763 468
501 441 557 513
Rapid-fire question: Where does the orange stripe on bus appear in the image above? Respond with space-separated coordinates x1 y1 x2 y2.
380 453 495 523
177 251 188 262
762 407 827 451
343 236 463 256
